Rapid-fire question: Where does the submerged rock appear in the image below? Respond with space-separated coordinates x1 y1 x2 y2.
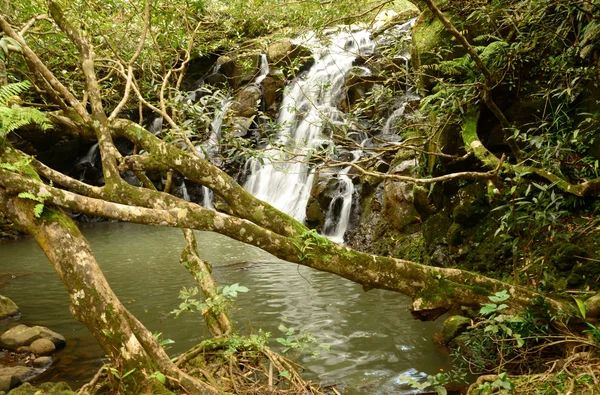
0 297 19 321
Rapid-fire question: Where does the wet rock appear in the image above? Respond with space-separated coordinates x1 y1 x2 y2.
0 375 21 393
451 182 489 228
231 85 262 118
266 39 311 67
0 367 31 387
0 297 19 321
431 245 454 267
442 315 472 344
32 356 52 368
338 66 381 114
382 180 419 231
261 73 285 110
0 325 65 351
230 117 254 138
215 53 262 88
29 339 55 356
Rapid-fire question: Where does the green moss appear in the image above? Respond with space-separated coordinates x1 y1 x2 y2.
7 382 75 395
442 315 472 343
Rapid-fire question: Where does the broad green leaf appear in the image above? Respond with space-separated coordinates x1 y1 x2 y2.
573 297 586 320
479 304 497 315
435 386 448 395
489 290 510 303
155 372 166 384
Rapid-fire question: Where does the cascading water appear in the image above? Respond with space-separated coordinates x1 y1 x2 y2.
322 150 361 243
255 54 269 85
244 29 375 226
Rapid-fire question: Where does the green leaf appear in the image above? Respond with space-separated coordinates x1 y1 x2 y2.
34 203 44 218
435 386 448 395
573 297 586 320
513 333 524 348
279 370 290 378
489 290 510 303
155 372 166 384
479 304 497 315
17 191 39 202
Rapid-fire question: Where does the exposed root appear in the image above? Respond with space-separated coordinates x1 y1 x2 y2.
176 335 325 395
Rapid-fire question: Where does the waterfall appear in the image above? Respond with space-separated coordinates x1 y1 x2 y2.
201 186 214 209
148 116 163 135
244 28 374 225
255 54 269 85
322 150 360 243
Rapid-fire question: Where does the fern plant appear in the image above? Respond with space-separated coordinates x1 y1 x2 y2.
0 81 51 138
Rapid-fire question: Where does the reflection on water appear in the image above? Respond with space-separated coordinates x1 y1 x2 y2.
0 222 450 393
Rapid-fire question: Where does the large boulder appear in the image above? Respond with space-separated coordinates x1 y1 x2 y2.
0 325 65 351
0 296 19 321
261 72 285 111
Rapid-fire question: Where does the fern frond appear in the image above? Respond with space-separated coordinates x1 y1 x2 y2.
0 81 31 105
0 106 51 137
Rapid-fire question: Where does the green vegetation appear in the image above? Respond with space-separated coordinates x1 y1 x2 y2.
1 0 600 393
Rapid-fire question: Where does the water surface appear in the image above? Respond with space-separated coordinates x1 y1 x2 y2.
0 222 450 393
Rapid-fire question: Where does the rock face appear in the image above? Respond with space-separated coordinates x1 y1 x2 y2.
0 297 19 321
0 325 65 351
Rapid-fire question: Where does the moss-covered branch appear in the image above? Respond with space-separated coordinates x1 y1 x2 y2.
0 153 576 321
462 110 600 197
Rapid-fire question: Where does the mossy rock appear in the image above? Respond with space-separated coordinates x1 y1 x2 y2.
441 315 472 343
567 260 600 288
421 208 453 246
412 184 433 221
7 382 74 395
411 11 466 91
452 182 490 228
446 222 463 246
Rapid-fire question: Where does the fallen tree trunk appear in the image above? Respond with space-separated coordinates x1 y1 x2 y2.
0 145 579 321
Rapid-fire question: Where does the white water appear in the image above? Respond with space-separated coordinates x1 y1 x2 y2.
322 150 360 243
244 29 374 225
255 53 269 85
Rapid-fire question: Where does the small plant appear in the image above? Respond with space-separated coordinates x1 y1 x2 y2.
17 191 51 218
292 229 331 261
478 290 525 348
476 372 514 394
107 366 136 392
172 283 248 318
276 324 330 358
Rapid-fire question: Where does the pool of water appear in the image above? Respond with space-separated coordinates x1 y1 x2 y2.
0 222 450 393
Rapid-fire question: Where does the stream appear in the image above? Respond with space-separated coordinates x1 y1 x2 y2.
0 222 450 394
